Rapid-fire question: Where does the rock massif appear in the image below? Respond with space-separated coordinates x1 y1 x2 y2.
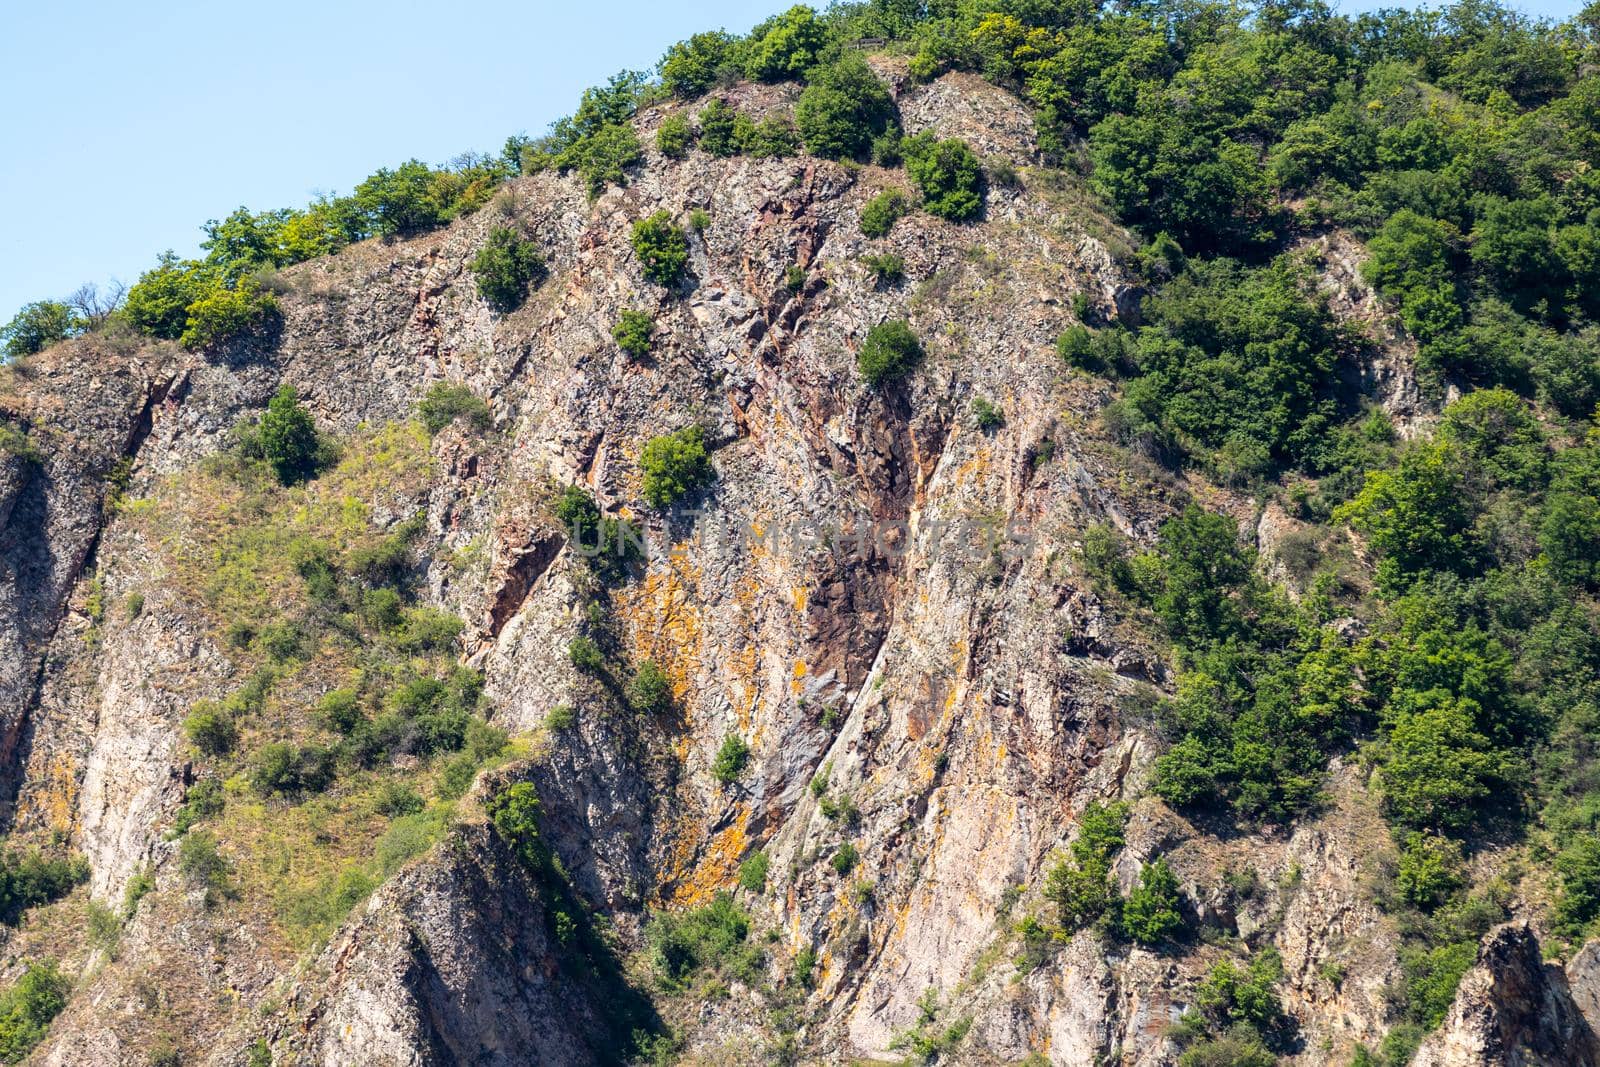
0 63 1594 1066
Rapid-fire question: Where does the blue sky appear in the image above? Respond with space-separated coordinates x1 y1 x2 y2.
0 0 1589 319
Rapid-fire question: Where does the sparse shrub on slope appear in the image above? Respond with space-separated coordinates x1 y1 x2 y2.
640 425 713 507
631 211 690 286
796 53 895 160
471 227 545 312
857 319 923 387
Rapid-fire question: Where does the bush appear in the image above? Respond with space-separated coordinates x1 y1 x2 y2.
739 850 770 892
1396 832 1466 910
179 281 278 351
862 252 905 285
832 842 860 875
712 734 751 784
744 5 829 82
640 425 714 507
857 320 923 387
648 892 763 990
971 397 1004 431
488 781 544 868
657 114 693 159
631 211 690 286
184 702 238 757
569 123 644 197
796 54 896 160
904 134 983 222
124 253 211 340
546 704 577 730
659 31 736 97
1123 858 1184 945
697 99 740 157
0 961 71 1063
179 830 232 900
628 660 673 713
860 189 909 238
353 160 446 237
0 850 89 926
1194 949 1283 1035
1 301 80 359
418 383 492 435
1043 801 1127 933
738 114 798 158
172 778 225 836
569 636 605 673
471 227 545 312
257 385 323 485
612 310 655 358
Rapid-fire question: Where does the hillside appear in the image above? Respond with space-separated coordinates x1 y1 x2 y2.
1 3 1600 1065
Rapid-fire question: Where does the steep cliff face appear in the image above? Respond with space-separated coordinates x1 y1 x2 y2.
0 65 1591 1067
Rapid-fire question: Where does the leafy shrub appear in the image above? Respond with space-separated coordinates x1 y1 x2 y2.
647 892 763 990
640 425 713 507
628 661 673 713
172 778 225 836
659 31 736 97
862 252 905 285
184 702 238 757
124 253 212 340
1397 832 1467 910
739 850 770 892
0 961 71 1063
546 704 577 730
179 830 232 902
0 850 89 926
631 211 690 286
1 301 80 359
860 189 909 238
488 781 544 868
571 123 643 197
1123 858 1184 945
796 53 896 160
250 741 335 797
971 397 1004 431
569 636 605 673
471 227 545 312
904 133 983 222
712 734 751 784
612 310 655 358
857 320 923 387
656 114 693 159
179 281 278 351
697 99 740 157
737 114 799 157
1194 949 1284 1035
831 842 860 875
1043 801 1126 933
256 385 323 485
418 383 492 435
353 160 447 237
744 5 829 82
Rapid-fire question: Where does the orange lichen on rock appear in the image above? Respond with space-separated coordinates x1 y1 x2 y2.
667 806 749 908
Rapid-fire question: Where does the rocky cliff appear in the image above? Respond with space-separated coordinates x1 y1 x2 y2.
0 60 1593 1067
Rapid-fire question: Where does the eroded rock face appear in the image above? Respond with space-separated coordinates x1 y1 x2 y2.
1414 923 1600 1067
1 69 1594 1067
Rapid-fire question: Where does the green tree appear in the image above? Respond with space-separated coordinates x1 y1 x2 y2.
1 302 80 360
179 282 277 352
640 425 713 507
0 961 71 1063
257 385 323 485
795 54 896 160
1123 858 1184 945
904 134 984 221
124 253 212 340
744 5 830 82
471 228 546 312
353 160 444 237
712 734 751 783
659 31 736 97
612 310 655 358
857 320 923 387
631 211 690 286
628 661 673 713
697 99 740 156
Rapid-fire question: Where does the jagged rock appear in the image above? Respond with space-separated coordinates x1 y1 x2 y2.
1414 923 1600 1067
